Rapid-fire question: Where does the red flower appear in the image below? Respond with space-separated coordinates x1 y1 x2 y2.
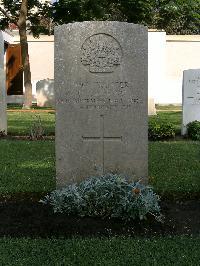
132 188 140 194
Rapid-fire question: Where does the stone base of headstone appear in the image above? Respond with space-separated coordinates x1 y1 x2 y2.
36 79 55 107
148 98 156 115
0 68 7 134
182 69 200 135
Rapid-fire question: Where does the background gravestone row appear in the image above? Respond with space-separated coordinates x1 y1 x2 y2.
182 69 200 135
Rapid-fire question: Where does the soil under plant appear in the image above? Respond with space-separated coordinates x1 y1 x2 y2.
0 199 199 238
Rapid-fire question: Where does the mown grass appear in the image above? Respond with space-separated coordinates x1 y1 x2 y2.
0 140 55 193
1 107 199 263
149 141 200 199
7 109 182 137
0 140 199 199
0 237 199 266
7 111 55 136
7 103 53 110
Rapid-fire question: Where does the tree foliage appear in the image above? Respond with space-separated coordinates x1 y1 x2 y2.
151 0 200 34
0 0 54 108
1 1 199 34
0 0 53 36
52 0 200 34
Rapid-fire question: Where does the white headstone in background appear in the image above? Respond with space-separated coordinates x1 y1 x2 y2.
148 98 156 115
36 79 55 107
182 69 200 135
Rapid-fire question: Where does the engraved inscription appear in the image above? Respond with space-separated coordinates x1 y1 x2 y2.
186 76 200 104
188 77 200 87
56 80 144 109
81 34 122 73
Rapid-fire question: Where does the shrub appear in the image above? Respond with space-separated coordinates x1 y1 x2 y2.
187 120 200 140
29 115 45 140
41 174 163 222
148 121 175 140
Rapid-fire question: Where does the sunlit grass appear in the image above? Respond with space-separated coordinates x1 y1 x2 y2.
7 111 55 136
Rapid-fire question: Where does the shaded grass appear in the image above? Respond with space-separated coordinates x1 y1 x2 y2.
7 103 53 110
149 141 200 199
8 111 55 136
0 140 55 193
0 140 199 199
0 237 199 266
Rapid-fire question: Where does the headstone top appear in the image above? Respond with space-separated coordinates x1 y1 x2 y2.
55 21 147 29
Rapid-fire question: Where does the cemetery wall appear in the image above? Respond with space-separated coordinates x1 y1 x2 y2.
13 34 54 97
2 30 200 105
148 31 166 103
12 31 164 101
164 35 200 104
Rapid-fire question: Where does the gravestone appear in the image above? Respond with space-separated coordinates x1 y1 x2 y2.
55 21 148 187
182 69 200 135
36 79 55 107
0 32 7 134
0 31 4 69
148 98 156 115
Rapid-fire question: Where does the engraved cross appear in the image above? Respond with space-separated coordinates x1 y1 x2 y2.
82 115 122 174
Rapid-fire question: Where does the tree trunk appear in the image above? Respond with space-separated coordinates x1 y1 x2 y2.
18 0 32 108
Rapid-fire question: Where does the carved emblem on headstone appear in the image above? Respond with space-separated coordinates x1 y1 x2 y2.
81 33 122 73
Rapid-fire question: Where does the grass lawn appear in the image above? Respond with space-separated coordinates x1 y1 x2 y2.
0 237 200 265
0 139 199 199
7 104 53 110
1 106 199 264
149 141 200 198
7 108 182 136
0 140 55 194
7 111 55 136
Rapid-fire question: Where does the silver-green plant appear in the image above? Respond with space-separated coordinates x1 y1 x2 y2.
29 115 45 140
41 174 163 222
